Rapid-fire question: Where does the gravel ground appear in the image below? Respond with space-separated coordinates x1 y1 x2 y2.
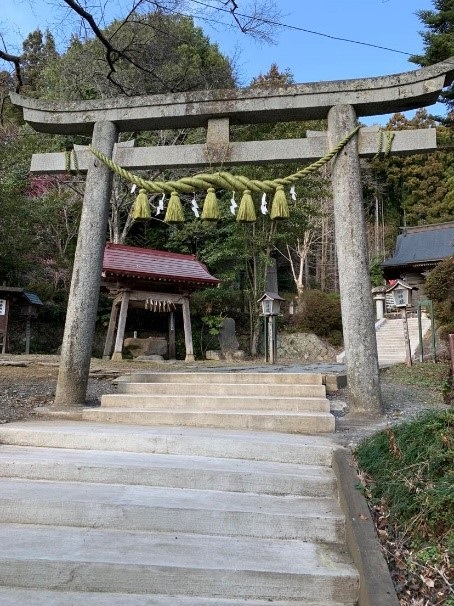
333 380 449 447
0 355 449 445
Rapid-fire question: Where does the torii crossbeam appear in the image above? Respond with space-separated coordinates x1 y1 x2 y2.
11 58 454 416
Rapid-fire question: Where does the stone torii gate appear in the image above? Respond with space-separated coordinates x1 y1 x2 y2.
10 57 454 416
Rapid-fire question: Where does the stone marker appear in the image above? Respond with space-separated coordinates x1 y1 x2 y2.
218 318 240 352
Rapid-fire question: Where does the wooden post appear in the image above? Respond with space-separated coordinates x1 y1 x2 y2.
103 299 120 359
168 311 176 359
0 299 9 354
401 308 412 367
111 291 130 362
263 316 268 362
328 104 383 417
268 316 276 365
449 334 454 384
25 316 31 354
181 298 195 362
54 120 118 408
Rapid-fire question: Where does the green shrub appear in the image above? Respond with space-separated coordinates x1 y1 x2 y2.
424 256 454 336
291 290 343 345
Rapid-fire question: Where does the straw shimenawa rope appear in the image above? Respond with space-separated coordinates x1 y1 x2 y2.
88 126 361 196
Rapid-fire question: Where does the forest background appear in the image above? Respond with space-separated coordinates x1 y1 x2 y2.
0 0 453 358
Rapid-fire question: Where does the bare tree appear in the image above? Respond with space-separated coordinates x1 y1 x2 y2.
0 0 280 93
280 222 321 300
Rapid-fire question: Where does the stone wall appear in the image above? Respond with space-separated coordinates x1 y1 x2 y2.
277 332 338 362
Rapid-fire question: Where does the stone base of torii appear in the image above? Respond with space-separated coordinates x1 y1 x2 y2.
10 57 454 417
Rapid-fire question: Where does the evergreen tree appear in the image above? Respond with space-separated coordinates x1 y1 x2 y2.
369 109 454 228
21 29 58 97
410 0 454 112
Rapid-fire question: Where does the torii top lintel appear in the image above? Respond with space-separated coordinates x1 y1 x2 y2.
10 58 454 135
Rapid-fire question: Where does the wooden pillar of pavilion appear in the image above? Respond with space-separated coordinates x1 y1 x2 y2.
111 291 130 362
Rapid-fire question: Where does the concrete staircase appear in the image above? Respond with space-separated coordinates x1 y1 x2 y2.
83 371 335 434
0 372 359 604
376 315 431 366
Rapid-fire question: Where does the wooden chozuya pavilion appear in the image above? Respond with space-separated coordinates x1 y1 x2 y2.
101 243 220 362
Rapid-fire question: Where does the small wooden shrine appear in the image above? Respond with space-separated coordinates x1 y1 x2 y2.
0 287 43 354
101 243 220 361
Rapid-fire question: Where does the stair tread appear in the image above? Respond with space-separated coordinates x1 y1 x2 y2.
105 394 329 400
0 478 343 518
0 588 356 606
0 421 335 465
0 445 333 476
0 420 335 445
116 372 323 384
0 523 357 576
88 407 333 415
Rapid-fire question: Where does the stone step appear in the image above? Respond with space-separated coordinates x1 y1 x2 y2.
0 478 345 543
376 347 406 355
0 524 359 602
375 318 431 361
0 421 335 465
115 372 323 385
83 408 335 434
0 588 356 606
116 381 327 397
100 393 330 412
0 446 336 496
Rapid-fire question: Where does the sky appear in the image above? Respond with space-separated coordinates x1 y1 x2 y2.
0 0 445 124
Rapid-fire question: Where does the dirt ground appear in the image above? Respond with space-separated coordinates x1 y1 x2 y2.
0 355 185 424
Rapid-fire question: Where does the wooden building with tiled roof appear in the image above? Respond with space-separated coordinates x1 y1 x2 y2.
101 243 220 361
382 221 454 306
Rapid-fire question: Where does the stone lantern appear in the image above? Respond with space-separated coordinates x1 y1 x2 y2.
371 286 387 320
258 292 284 364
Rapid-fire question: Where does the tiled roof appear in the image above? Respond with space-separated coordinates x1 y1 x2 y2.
0 287 43 305
23 291 43 306
103 243 220 286
382 222 454 268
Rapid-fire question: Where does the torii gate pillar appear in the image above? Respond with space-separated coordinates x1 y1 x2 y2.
54 121 118 408
328 105 382 416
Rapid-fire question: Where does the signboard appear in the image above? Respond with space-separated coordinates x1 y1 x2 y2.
394 290 406 307
0 299 6 316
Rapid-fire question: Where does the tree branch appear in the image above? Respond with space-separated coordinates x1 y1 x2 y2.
62 0 176 94
0 48 23 92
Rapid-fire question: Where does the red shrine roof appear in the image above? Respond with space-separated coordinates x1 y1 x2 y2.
102 243 220 287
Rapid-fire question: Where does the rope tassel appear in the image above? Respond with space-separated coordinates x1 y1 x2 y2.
236 190 256 223
132 189 151 220
201 187 220 221
270 186 289 220
164 191 185 224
